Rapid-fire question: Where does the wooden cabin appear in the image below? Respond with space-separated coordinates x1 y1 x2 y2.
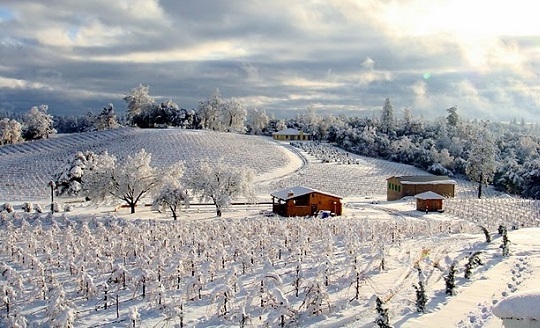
272 128 310 141
270 186 342 217
387 175 457 201
415 191 445 212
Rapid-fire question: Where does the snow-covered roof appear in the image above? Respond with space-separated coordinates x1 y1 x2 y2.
414 191 445 200
388 175 457 185
270 186 342 200
492 289 540 320
272 128 302 135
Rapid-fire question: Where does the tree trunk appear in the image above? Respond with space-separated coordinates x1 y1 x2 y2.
477 181 483 199
130 203 136 214
216 206 222 217
171 206 178 220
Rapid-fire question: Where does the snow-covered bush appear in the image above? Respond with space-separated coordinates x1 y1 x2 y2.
21 202 33 213
1 202 14 213
464 252 482 279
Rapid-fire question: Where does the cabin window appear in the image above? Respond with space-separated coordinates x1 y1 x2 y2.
294 195 310 206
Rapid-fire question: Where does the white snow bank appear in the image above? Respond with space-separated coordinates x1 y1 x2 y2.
492 289 540 320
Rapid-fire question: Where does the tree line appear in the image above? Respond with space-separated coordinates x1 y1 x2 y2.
2 84 539 200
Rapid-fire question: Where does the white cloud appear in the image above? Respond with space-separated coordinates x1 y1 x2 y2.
0 77 54 91
0 0 539 121
410 80 429 107
361 57 375 70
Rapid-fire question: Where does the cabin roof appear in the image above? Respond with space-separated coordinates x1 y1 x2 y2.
388 175 457 185
270 186 342 201
414 191 446 200
272 128 302 135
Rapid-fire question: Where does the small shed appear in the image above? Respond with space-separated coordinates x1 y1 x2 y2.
415 191 445 212
270 186 342 217
272 128 310 141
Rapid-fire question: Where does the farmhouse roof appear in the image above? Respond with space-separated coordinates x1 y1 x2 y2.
414 191 445 200
273 128 302 135
270 186 342 201
389 175 457 185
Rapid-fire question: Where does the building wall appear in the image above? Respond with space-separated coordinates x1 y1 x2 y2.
273 192 342 217
387 177 455 201
272 133 310 141
387 177 404 201
416 199 443 212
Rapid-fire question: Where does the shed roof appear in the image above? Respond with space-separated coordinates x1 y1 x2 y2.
273 128 302 135
389 175 457 185
414 191 445 200
270 186 342 201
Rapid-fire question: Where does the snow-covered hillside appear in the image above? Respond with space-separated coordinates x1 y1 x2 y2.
1 130 540 327
0 128 294 202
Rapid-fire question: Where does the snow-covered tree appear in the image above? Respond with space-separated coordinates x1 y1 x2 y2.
380 98 395 134
446 106 459 128
519 159 540 199
53 151 100 196
187 158 254 217
275 119 287 132
83 149 159 213
94 103 120 131
152 163 189 220
300 104 322 135
246 108 269 135
23 105 56 140
0 118 23 145
198 88 226 131
153 186 189 220
123 84 156 126
224 97 247 133
465 125 498 198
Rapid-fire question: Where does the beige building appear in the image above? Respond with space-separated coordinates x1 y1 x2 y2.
387 175 457 201
272 128 310 141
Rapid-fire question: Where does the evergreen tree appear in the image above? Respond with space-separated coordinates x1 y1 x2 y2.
380 98 395 134
446 106 459 128
444 262 457 296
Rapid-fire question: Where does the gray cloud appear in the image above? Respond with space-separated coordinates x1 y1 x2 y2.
0 0 538 122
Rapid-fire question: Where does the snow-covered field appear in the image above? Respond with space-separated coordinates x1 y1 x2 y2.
1 129 540 327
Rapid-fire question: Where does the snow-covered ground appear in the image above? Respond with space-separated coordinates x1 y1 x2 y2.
1 129 539 327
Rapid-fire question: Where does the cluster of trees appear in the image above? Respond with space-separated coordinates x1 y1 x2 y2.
53 149 255 217
0 105 55 144
279 99 540 199
122 84 270 134
1 104 121 143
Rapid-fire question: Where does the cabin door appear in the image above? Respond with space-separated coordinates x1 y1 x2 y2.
311 204 317 215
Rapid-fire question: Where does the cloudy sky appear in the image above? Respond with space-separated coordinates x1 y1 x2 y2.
1 0 539 121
